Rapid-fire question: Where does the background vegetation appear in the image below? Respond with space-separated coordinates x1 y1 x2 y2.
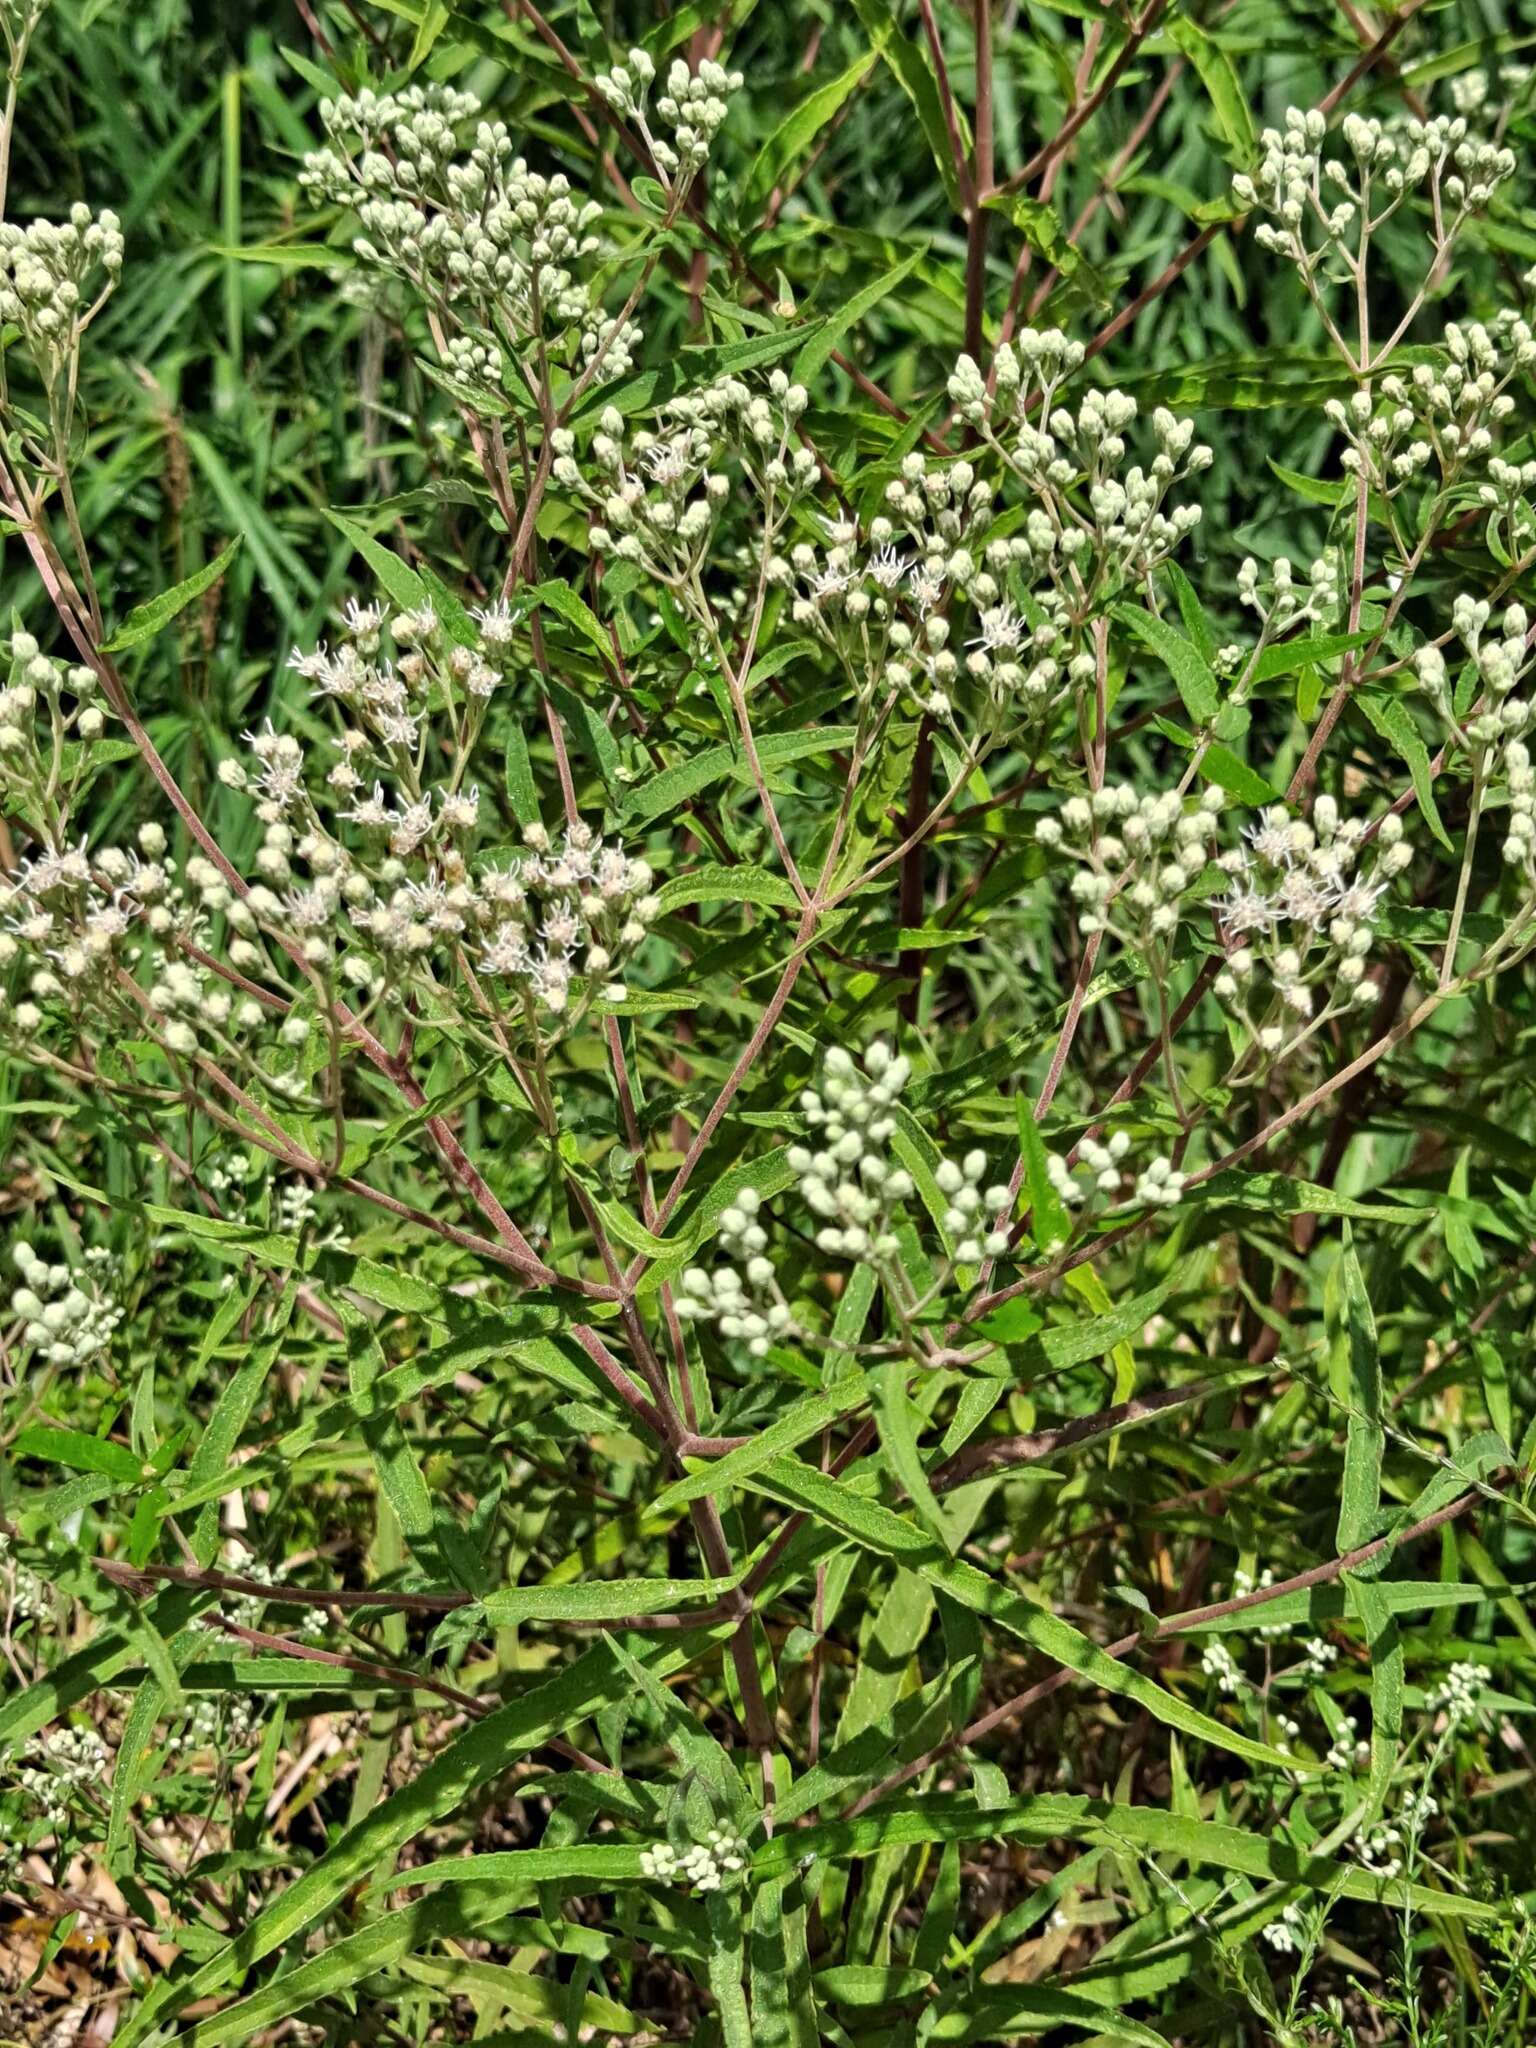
4 0 1536 2043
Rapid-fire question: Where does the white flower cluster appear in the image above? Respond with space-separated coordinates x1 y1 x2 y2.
1232 1565 1287 1639
1213 799 1408 1061
0 597 669 1103
676 1188 792 1360
949 330 1212 605
470 824 658 1015
594 48 742 191
1325 1711 1371 1773
220 1551 326 1641
299 85 637 383
168 1692 264 1757
13 1725 109 1830
1299 1636 1338 1678
790 1043 1011 1267
639 1825 748 1892
1415 598 1536 879
783 467 1048 726
1036 784 1225 946
0 1535 47 1624
1201 1641 1243 1695
1261 1898 1309 1955
1331 321 1535 502
1426 1658 1492 1725
281 595 514 756
225 596 666 1027
0 204 123 393
1044 1130 1186 1220
1233 107 1515 286
0 813 273 1065
1235 554 1341 639
10 1240 120 1370
0 632 322 1080
558 375 809 584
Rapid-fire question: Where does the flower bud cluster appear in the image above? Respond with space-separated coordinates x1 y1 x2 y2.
1235 554 1342 633
1449 64 1532 119
1330 323 1532 499
299 85 636 382
1356 1814 1407 1879
1045 1129 1186 1221
1232 1563 1288 1638
1200 1641 1243 1694
1415 594 1533 739
470 822 658 1016
168 1692 264 1757
201 1149 259 1208
275 1181 323 1239
639 1825 748 1891
1045 1129 1124 1211
1414 597 1536 878
1261 1900 1310 1955
13 1725 109 1829
790 1043 1011 1266
219 1551 327 1641
1226 554 1343 687
1450 593 1533 715
1358 1788 1440 1875
1036 784 1225 947
1233 106 1515 289
1213 800 1407 1061
0 204 123 394
1325 1711 1371 1773
950 330 1211 606
1298 1635 1339 1679
0 631 110 833
0 1535 47 1624
676 1188 792 1360
1329 385 1436 488
782 467 1048 727
559 375 797 585
10 1240 121 1370
595 49 743 190
1427 1658 1492 1725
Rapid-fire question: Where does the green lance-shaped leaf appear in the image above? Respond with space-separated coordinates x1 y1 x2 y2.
1016 1088 1069 1250
112 1632 729 2047
1114 602 1219 724
103 535 241 652
752 1791 1497 1922
742 48 879 216
1328 1225 1385 1557
745 1453 1314 1774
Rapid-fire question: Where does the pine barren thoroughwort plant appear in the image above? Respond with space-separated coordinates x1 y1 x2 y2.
5 1 1536 2042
